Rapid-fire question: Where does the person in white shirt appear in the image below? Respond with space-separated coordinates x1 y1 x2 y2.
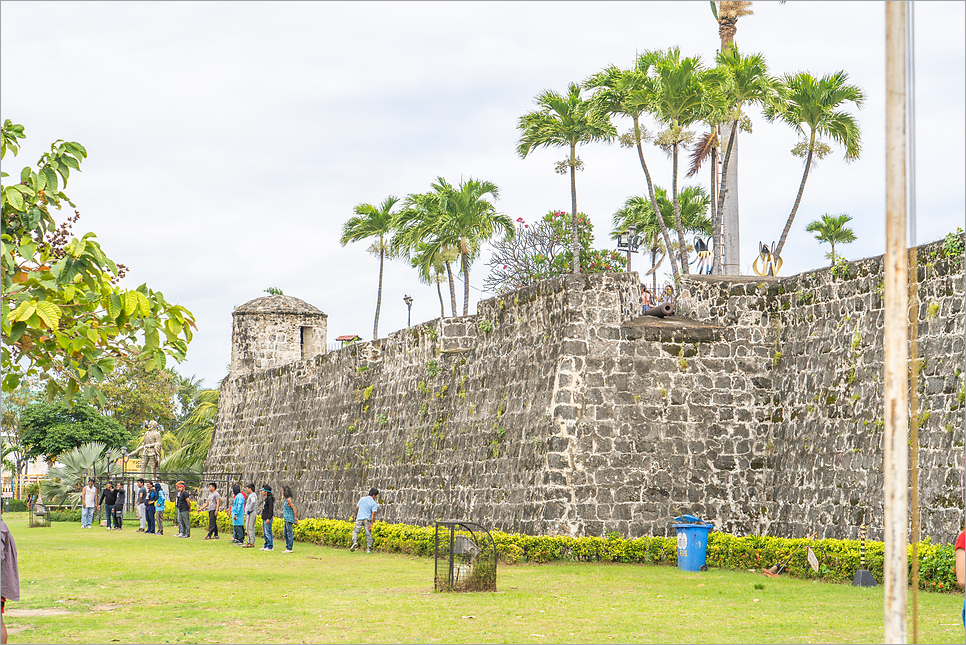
81 479 98 529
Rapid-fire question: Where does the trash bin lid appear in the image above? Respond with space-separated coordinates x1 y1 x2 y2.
673 514 712 526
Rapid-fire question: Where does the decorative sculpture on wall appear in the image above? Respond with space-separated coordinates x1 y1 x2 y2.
690 236 714 275
752 241 783 276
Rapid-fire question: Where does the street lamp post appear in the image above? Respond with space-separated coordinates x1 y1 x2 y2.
403 294 413 328
120 447 128 515
617 225 640 273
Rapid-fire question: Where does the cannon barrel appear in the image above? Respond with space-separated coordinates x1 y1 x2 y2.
643 302 674 318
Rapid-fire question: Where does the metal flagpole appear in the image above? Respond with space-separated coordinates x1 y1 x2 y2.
884 2 910 642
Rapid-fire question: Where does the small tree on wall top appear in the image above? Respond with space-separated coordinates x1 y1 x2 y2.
483 210 625 294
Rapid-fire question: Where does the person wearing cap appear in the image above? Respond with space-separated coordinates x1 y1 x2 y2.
175 482 191 538
350 488 379 554
81 479 98 529
260 485 275 551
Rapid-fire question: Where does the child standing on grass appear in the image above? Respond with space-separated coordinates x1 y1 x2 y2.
260 485 275 551
282 486 298 553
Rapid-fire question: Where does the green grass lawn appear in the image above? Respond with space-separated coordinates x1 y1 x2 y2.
3 512 963 644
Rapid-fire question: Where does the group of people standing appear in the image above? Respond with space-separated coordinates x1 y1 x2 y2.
81 478 166 533
200 482 299 553
77 479 381 558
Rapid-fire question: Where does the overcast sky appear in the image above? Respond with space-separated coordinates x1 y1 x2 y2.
2 1 964 389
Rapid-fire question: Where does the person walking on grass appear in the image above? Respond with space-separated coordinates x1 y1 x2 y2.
81 478 97 529
99 482 116 531
260 485 275 551
350 488 379 554
231 484 245 544
136 479 147 532
154 483 166 535
243 483 258 548
175 482 191 538
144 480 157 535
281 486 298 554
112 485 125 530
204 483 222 540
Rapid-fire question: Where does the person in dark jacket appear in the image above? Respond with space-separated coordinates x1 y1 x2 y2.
144 481 157 534
175 481 191 538
260 485 275 551
99 483 117 530
112 486 125 530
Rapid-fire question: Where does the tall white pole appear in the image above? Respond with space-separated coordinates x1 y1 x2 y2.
884 2 909 642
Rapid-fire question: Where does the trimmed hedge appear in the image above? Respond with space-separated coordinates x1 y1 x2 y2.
6 500 28 512
183 511 961 594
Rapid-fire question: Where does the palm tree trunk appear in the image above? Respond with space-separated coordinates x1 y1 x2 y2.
671 139 689 275
634 117 680 283
830 242 836 266
445 261 458 317
711 134 721 273
774 133 816 260
461 237 470 316
569 144 580 274
651 249 658 293
373 245 384 339
716 119 739 274
436 280 445 318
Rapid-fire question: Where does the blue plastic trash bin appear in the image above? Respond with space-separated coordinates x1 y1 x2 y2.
673 515 714 572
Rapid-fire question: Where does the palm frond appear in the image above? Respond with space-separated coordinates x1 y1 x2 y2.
687 131 717 178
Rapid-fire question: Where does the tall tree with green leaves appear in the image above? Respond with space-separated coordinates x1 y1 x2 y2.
706 48 776 274
339 195 402 340
805 213 856 265
19 401 130 462
648 48 724 274
397 178 511 316
1 120 196 403
585 56 682 284
396 191 460 317
764 71 864 261
517 83 615 274
161 388 218 472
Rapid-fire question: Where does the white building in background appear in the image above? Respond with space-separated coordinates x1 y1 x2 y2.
1 456 48 498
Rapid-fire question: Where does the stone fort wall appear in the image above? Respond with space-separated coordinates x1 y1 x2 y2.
206 238 964 541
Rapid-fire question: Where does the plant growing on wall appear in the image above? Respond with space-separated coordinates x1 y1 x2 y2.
805 213 856 266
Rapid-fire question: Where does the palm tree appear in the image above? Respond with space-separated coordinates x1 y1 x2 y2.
585 56 682 284
517 83 616 274
612 186 712 291
805 213 856 265
708 48 776 274
399 178 511 316
713 1 754 264
410 242 458 319
765 71 864 261
396 191 460 318
339 195 402 340
648 48 724 274
161 389 218 472
40 441 120 506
